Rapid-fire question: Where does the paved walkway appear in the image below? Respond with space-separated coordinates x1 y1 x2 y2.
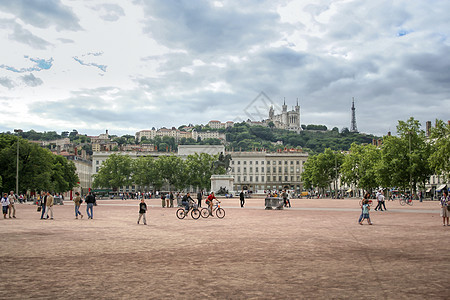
1 198 448 299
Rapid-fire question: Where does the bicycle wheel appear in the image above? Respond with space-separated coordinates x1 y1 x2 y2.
215 208 225 219
407 200 413 206
191 208 201 220
176 208 186 219
399 199 406 206
201 208 210 218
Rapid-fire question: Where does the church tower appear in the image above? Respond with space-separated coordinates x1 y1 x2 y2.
295 98 301 131
281 98 288 129
269 105 274 119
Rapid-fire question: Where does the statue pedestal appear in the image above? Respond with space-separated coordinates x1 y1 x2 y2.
210 175 234 194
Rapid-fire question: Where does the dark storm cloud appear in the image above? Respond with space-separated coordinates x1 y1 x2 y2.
0 0 81 31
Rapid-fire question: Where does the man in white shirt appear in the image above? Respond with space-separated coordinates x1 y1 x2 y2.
375 189 386 211
1 193 10 219
7 191 17 218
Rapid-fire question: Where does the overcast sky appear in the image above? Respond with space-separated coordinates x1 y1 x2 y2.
0 0 449 137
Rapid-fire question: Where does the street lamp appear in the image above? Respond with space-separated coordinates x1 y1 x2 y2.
13 129 21 196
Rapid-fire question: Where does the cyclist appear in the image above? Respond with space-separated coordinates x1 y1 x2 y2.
206 192 217 216
181 192 194 212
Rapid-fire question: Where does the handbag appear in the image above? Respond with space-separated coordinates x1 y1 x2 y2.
37 206 42 212
447 206 450 211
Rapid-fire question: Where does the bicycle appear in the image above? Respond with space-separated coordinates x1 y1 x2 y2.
399 197 413 206
176 202 201 220
201 201 225 219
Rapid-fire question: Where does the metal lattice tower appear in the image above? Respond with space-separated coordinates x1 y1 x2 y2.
350 97 358 133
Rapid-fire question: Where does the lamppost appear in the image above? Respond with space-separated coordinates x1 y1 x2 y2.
13 129 21 196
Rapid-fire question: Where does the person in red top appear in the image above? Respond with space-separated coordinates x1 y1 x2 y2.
206 192 217 216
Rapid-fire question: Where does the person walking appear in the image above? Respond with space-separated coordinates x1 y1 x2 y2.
197 190 202 208
40 193 47 219
7 191 17 218
169 192 174 208
359 199 372 225
165 193 170 208
1 193 9 219
240 189 245 208
161 193 165 208
73 192 83 219
375 189 384 211
137 199 147 225
43 192 54 220
358 192 370 223
440 190 449 226
85 192 95 219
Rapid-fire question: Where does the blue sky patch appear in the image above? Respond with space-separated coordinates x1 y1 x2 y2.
0 56 53 73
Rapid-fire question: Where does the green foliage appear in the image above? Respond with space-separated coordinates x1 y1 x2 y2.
132 156 163 191
0 134 78 193
302 148 344 190
341 143 381 192
93 154 133 190
185 153 218 190
428 119 450 180
157 155 187 190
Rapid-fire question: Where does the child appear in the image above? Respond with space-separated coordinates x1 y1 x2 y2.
137 199 147 225
359 199 372 225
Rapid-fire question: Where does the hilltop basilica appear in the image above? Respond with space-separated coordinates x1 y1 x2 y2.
264 99 301 133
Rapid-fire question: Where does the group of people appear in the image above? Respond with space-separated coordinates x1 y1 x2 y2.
1 191 17 219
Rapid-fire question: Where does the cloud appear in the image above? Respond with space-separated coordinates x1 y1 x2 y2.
0 0 82 31
93 3 125 22
0 77 14 89
21 73 43 87
137 0 283 54
0 18 51 49
73 52 107 72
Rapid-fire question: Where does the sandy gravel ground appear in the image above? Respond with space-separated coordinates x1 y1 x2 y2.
1 197 448 299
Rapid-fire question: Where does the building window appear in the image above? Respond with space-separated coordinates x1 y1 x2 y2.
96 167 99 172
250 176 253 182
250 167 253 173
291 176 294 181
232 167 235 173
284 161 288 165
238 161 241 165
278 161 282 165
278 167 282 173
243 167 247 173
296 161 300 165
261 161 265 165
255 176 259 182
238 167 241 172
238 176 241 182
244 161 247 165
96 160 99 165
273 167 276 173
249 161 252 165
290 161 294 165
290 167 294 173
267 161 270 165
255 161 258 165
255 167 258 172
284 167 288 173
231 160 234 165
261 176 264 182
244 176 247 182
279 176 282 181
273 176 276 181
262 167 265 173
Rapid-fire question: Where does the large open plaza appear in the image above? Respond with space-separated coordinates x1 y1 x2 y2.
1 197 448 299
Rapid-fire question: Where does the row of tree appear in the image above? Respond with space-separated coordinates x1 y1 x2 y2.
92 153 224 192
0 134 79 194
302 118 449 194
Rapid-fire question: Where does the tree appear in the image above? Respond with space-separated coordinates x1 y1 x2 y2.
341 143 381 192
428 119 450 181
157 155 186 190
51 155 79 193
378 117 432 193
133 156 163 192
93 154 133 191
185 153 217 190
302 148 343 192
